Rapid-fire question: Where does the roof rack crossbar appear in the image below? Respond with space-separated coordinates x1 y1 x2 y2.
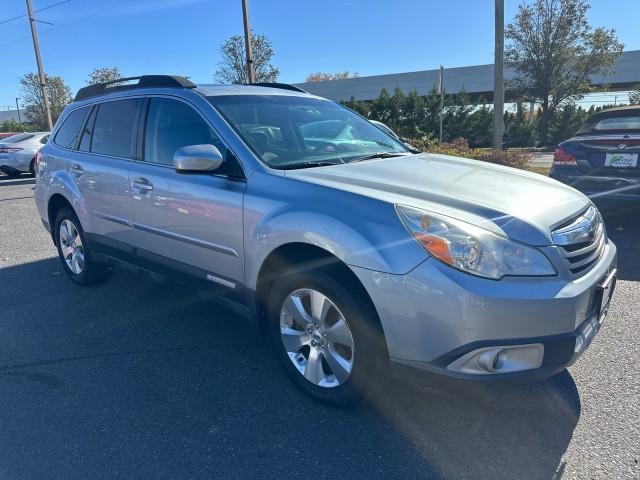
74 75 197 102
252 82 308 93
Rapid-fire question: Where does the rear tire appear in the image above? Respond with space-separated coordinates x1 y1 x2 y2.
54 207 110 285
267 266 387 406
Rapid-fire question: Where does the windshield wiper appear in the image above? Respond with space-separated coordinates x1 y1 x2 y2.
349 152 411 163
277 159 346 170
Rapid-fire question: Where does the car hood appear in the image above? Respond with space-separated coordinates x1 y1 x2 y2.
285 153 590 246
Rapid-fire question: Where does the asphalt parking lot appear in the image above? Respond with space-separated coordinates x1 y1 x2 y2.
0 175 638 480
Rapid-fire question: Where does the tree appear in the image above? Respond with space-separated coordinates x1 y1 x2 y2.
87 67 121 85
505 0 623 144
629 84 640 105
305 71 359 82
505 101 537 147
20 73 72 130
215 32 279 84
548 103 588 145
0 119 24 132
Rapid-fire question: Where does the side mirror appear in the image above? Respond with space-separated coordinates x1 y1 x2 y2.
173 144 224 173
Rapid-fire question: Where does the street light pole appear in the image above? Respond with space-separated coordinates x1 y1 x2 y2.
25 0 53 130
438 65 444 143
241 0 256 84
15 98 22 125
493 0 505 150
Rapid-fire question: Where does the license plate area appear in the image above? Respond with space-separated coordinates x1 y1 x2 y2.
604 153 638 168
594 268 617 322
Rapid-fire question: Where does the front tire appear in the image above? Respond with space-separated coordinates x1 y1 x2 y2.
267 267 386 406
54 208 109 285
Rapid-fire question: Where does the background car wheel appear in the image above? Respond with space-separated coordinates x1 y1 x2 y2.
29 159 35 176
267 266 387 406
54 208 110 285
1 169 21 178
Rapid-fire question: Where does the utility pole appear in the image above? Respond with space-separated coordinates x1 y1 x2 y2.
493 0 505 149
25 0 53 130
438 65 444 143
15 98 23 125
241 0 256 84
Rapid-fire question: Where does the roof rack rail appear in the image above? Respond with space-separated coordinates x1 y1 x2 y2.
252 82 308 93
74 75 197 102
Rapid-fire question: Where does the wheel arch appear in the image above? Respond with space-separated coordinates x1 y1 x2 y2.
254 242 388 357
47 193 74 241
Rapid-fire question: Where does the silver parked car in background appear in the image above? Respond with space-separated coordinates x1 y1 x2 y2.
0 132 50 177
34 76 617 405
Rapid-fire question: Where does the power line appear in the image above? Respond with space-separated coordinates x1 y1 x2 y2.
0 0 70 26
0 0 133 48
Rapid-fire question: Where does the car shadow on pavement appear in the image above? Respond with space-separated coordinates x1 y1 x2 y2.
0 173 36 187
0 257 581 480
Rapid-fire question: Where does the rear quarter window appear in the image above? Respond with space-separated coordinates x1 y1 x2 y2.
91 99 142 158
54 107 90 149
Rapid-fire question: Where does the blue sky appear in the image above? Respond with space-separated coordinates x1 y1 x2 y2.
2 0 640 109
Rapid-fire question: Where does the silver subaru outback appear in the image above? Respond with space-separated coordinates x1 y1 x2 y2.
34 76 617 405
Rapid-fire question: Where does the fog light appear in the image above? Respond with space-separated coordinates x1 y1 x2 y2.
447 343 544 375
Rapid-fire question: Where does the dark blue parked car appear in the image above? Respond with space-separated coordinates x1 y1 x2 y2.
550 106 640 213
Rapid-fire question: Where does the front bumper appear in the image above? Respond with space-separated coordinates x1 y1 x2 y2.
350 239 617 382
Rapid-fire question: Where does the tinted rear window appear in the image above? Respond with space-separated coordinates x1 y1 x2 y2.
91 99 142 158
54 107 89 149
579 110 640 134
594 116 640 131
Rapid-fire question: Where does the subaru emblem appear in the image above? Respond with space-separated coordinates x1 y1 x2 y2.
618 144 627 150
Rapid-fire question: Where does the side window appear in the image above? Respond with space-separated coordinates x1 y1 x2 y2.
144 98 227 166
91 99 142 158
79 107 97 152
54 107 89 149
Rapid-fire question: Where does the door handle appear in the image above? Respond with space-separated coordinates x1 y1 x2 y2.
70 164 84 176
131 177 153 194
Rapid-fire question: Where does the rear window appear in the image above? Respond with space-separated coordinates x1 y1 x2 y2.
54 107 89 148
91 99 142 158
578 110 640 134
594 116 640 131
3 133 34 143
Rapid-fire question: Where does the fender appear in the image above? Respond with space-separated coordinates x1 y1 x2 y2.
42 167 94 234
242 172 428 290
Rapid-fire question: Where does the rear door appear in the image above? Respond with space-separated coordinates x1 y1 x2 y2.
129 96 246 297
74 97 143 250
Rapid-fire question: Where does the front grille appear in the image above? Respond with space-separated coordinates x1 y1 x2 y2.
552 206 607 276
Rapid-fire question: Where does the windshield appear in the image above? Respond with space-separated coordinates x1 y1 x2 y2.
1 133 33 143
208 95 409 168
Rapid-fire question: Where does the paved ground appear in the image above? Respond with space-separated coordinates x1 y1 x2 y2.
530 152 554 168
0 176 638 480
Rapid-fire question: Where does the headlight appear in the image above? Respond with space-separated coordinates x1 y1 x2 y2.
396 205 556 280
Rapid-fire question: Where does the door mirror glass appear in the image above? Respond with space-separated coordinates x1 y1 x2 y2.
173 144 224 173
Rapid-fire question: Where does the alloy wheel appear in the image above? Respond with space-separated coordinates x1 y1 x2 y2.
59 219 85 275
279 288 355 388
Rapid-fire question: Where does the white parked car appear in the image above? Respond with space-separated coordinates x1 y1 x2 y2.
0 132 50 177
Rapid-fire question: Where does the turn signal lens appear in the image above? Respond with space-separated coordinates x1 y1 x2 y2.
415 232 453 265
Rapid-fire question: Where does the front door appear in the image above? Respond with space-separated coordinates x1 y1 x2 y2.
129 96 245 297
